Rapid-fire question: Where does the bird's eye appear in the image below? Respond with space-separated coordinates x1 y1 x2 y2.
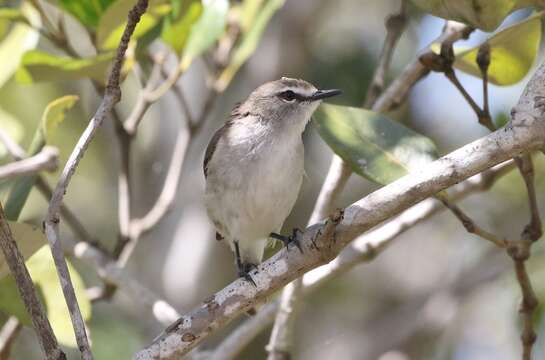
279 90 297 102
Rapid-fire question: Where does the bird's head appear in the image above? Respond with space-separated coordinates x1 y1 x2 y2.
243 77 341 130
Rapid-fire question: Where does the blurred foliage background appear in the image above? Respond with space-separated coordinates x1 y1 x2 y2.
0 0 544 359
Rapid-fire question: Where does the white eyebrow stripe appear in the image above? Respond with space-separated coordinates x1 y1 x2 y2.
279 87 315 97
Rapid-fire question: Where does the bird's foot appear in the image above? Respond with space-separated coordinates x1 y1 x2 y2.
270 228 303 253
237 262 257 287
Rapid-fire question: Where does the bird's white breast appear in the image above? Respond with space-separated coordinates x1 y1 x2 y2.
204 116 305 263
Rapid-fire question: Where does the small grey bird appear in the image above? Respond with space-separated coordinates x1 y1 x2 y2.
203 77 341 284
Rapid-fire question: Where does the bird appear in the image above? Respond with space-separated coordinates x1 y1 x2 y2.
203 77 341 285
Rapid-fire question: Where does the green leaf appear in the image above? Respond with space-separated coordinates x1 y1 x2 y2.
0 107 24 159
4 95 78 221
96 0 171 50
0 8 28 24
41 95 79 142
46 0 116 29
15 50 114 84
239 0 266 32
452 12 543 85
0 3 39 88
182 0 228 60
0 246 91 347
161 0 203 54
0 19 9 41
314 104 438 185
0 222 46 279
410 0 535 31
216 0 285 91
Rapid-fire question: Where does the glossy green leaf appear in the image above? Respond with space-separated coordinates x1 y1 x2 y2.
0 3 39 88
16 50 114 84
183 0 228 60
410 0 536 31
216 0 285 91
0 107 24 159
453 12 543 85
96 0 171 50
4 95 78 221
0 246 91 347
161 0 203 54
46 0 116 29
0 222 46 279
314 104 438 185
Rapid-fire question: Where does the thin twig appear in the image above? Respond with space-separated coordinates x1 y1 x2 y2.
420 38 495 131
364 0 408 108
111 109 134 260
122 57 164 135
508 154 542 360
378 21 473 111
515 155 542 242
0 146 58 180
514 259 538 360
0 204 65 360
477 42 491 124
43 2 149 359
118 126 190 265
437 194 508 248
0 317 22 360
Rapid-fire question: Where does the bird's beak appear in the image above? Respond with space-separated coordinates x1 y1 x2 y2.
310 89 342 101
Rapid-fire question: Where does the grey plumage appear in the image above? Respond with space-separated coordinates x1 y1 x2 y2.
203 77 340 280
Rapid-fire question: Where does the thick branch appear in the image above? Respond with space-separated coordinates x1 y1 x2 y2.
133 57 545 357
43 2 149 359
209 161 514 360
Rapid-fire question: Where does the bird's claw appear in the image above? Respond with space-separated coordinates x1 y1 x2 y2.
270 228 304 254
238 263 257 287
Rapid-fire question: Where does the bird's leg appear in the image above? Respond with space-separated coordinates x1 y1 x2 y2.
270 228 303 253
234 240 257 287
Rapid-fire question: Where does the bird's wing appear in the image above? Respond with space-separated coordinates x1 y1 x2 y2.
203 102 249 178
203 125 226 179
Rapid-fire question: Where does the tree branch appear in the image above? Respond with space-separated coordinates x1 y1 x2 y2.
0 317 22 360
363 0 408 108
133 54 545 358
42 2 149 359
209 160 514 360
437 194 508 247
0 146 58 180
0 204 65 360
